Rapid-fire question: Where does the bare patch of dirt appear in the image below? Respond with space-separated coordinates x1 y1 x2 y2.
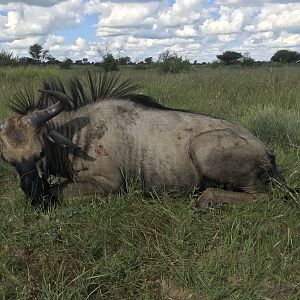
262 281 300 300
156 279 205 300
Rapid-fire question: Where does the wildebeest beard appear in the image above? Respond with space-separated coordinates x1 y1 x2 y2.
43 116 93 179
14 157 56 208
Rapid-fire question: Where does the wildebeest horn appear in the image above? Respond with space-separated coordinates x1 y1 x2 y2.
47 130 80 149
47 130 95 161
26 90 72 125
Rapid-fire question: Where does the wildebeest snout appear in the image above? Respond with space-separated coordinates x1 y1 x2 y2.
14 156 56 208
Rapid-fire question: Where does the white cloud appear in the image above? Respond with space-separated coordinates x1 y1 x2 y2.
158 0 208 27
42 36 87 59
202 6 255 34
265 32 300 48
71 37 86 52
88 1 164 38
2 36 40 49
175 25 198 37
0 0 67 7
0 0 85 42
245 3 300 33
216 0 300 7
217 34 237 42
44 35 65 48
0 0 300 62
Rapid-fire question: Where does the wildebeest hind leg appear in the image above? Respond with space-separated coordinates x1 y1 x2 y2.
196 188 267 212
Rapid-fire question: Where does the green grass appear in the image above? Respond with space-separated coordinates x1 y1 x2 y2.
0 65 300 299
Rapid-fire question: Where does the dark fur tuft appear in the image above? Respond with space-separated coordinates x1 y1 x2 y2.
9 88 36 115
9 71 197 117
123 94 169 109
9 71 141 115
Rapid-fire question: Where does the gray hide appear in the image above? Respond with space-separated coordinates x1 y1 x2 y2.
52 99 277 197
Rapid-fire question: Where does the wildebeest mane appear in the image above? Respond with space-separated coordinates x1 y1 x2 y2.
9 72 142 114
9 88 36 116
9 71 193 117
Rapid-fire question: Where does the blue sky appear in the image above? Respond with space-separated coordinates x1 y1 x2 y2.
0 0 299 62
55 13 99 44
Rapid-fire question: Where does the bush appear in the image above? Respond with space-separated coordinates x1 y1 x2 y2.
158 50 190 73
241 56 255 67
101 54 118 72
60 58 73 69
0 50 20 67
211 60 223 68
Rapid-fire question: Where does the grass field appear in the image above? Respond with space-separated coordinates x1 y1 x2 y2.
0 65 299 299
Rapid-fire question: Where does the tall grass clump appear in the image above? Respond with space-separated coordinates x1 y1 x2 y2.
60 58 73 70
243 105 300 147
0 50 20 67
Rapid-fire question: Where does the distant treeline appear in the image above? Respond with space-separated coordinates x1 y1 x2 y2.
1 43 300 73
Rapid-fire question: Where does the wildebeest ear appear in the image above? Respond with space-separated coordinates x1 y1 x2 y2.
46 130 95 161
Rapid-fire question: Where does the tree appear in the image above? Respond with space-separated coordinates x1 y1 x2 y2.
217 51 242 65
158 50 190 73
82 58 88 64
41 49 51 63
118 56 131 65
47 56 60 65
28 43 51 63
97 45 119 71
271 50 300 63
241 52 255 66
29 43 42 62
19 57 30 65
144 57 153 64
101 54 118 72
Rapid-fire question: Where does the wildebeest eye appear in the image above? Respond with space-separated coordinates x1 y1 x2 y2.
11 129 24 144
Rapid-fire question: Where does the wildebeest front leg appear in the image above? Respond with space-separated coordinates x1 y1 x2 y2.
196 188 267 212
60 175 121 197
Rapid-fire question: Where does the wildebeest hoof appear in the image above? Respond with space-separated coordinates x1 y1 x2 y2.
196 189 216 213
195 206 208 213
195 202 214 213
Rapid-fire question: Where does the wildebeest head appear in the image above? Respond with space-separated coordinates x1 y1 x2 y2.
1 72 141 208
0 90 75 207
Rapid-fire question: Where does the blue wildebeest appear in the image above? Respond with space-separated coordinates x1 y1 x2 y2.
0 73 292 210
